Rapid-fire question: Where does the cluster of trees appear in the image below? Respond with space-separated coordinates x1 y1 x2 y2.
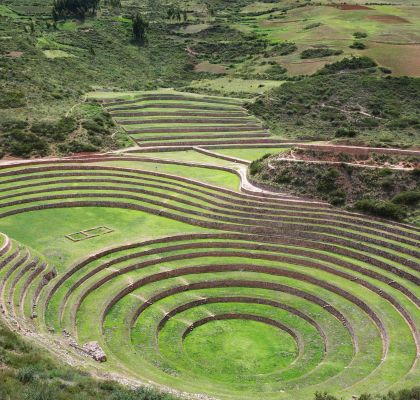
103 0 121 8
52 0 100 21
167 4 188 21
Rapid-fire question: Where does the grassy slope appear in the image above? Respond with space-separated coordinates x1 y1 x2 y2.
248 67 420 147
0 321 177 400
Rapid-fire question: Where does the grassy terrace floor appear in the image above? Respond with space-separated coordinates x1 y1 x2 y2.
0 149 418 400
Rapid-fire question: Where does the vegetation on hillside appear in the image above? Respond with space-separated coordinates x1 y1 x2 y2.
248 58 420 147
0 102 130 158
0 0 195 158
315 388 420 400
52 0 100 21
0 321 177 400
249 150 420 224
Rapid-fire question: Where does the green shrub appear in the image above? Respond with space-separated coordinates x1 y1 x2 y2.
353 32 368 39
59 140 98 154
56 116 77 134
335 128 357 138
7 131 49 158
304 22 322 30
275 173 291 184
301 48 342 59
354 199 406 220
329 189 346 206
17 367 37 383
269 42 297 56
316 168 339 193
314 387 420 400
249 160 263 175
350 41 366 49
23 383 53 400
379 66 392 74
319 56 377 74
249 154 271 176
82 120 106 134
392 191 420 206
257 64 287 80
0 90 26 108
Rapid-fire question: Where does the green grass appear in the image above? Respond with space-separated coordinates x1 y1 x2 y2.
213 147 290 161
0 207 209 273
188 77 286 96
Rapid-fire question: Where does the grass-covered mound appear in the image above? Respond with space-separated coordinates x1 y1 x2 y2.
247 58 420 147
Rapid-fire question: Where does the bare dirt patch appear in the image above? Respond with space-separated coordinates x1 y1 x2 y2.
336 4 372 10
367 15 410 23
260 19 303 27
5 51 23 58
194 61 227 74
367 43 420 76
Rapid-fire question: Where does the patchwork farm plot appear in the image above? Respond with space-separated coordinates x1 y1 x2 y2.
235 1 420 76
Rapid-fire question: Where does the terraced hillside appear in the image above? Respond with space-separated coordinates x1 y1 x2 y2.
100 91 296 149
0 151 418 400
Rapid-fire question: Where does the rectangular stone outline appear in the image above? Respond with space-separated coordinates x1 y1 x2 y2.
65 226 114 242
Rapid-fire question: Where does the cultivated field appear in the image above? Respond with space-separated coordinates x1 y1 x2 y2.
235 1 420 76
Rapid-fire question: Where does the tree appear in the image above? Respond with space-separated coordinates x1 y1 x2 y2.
132 13 149 45
51 0 100 21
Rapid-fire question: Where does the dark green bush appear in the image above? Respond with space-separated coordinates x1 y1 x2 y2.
353 32 368 39
301 48 342 59
249 160 263 175
316 168 339 193
335 128 357 138
354 199 406 220
82 120 106 134
319 56 377 74
350 41 366 49
392 191 420 206
7 131 49 158
314 392 338 400
59 140 98 154
314 387 420 400
269 42 297 56
304 22 322 30
329 189 346 206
